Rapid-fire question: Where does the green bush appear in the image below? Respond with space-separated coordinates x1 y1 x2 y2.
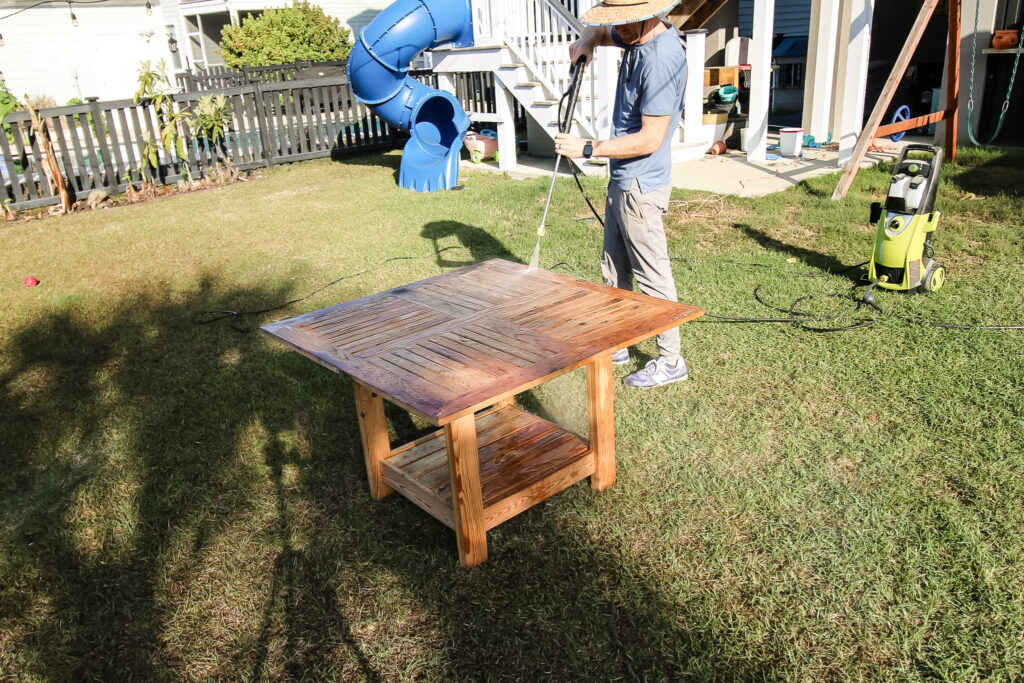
0 80 19 123
218 2 352 69
193 94 231 144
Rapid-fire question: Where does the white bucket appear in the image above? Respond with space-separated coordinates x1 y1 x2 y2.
779 127 803 157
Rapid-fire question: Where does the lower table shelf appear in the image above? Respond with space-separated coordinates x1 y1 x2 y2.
382 405 593 531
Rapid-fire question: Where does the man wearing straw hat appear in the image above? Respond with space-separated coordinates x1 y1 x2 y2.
555 0 688 389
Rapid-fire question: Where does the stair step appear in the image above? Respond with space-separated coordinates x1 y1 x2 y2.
532 100 559 106
584 158 608 166
515 81 543 88
499 63 526 69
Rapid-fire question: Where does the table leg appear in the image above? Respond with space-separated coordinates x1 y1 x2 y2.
587 353 616 491
353 382 394 500
445 413 487 567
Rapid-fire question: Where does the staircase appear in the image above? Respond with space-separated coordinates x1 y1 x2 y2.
431 0 716 174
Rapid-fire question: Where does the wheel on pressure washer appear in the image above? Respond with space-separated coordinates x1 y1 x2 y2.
471 150 483 164
920 263 946 293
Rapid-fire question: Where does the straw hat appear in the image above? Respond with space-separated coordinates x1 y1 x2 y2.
580 0 682 26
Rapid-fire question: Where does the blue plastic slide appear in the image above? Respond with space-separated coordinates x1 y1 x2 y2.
347 0 474 192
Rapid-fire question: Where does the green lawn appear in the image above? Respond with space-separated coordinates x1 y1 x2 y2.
2 148 1022 680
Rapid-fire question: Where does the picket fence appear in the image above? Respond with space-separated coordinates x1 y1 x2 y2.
1 69 502 211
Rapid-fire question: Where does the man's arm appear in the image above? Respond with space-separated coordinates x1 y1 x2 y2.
554 115 672 159
569 25 618 65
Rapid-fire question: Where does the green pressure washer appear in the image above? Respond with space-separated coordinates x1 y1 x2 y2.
868 143 946 293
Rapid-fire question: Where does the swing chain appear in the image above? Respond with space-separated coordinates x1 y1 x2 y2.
967 0 1023 146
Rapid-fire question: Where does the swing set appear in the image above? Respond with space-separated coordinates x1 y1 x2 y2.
833 0 1023 200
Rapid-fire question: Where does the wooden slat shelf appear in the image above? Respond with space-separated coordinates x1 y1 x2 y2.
382 405 592 531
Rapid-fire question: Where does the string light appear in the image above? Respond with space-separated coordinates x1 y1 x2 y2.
145 0 151 14
68 1 77 26
0 33 4 47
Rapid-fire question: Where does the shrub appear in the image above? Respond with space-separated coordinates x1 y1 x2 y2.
218 2 352 69
193 94 231 144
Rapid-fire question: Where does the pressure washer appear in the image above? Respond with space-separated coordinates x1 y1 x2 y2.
529 56 588 270
867 143 946 293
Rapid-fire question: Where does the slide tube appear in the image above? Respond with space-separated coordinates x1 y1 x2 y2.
347 0 474 192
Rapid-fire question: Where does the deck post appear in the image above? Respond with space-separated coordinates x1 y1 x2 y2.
747 0 776 162
832 0 875 168
802 0 841 143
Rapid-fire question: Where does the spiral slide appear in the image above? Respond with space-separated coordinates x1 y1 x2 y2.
347 0 474 192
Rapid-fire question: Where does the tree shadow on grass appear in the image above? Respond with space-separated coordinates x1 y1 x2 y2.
945 148 1024 198
734 222 862 280
1 270 771 679
421 220 519 267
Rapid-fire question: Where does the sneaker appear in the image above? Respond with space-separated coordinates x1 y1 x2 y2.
611 348 631 365
623 357 688 388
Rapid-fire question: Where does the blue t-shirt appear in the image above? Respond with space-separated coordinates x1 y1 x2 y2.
609 26 687 193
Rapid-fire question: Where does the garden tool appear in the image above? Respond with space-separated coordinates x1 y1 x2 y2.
868 144 946 293
529 56 588 270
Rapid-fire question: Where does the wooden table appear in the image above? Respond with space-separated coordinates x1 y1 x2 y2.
261 259 703 567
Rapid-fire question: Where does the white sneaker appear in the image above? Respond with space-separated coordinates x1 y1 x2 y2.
623 357 688 388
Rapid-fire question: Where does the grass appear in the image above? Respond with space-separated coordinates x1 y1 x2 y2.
1 147 1023 680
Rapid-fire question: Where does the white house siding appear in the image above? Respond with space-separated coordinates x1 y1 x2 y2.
739 0 811 38
0 1 174 102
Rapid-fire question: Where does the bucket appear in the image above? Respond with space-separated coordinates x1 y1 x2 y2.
779 127 803 157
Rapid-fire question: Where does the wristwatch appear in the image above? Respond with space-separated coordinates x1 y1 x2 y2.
583 140 594 158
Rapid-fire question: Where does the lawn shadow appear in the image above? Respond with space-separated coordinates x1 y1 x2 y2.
2 271 768 679
0 275 382 679
331 147 403 183
421 220 520 267
735 222 862 279
946 148 1024 198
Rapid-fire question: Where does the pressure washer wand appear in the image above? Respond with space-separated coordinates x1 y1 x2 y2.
529 57 587 270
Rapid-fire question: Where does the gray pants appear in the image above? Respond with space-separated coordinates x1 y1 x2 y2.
601 180 681 365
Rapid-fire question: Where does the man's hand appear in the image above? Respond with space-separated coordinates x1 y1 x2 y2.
569 25 614 66
554 133 586 159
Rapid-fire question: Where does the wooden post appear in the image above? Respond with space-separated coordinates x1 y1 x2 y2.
683 30 708 149
445 414 487 568
494 81 518 172
250 81 275 167
832 0 938 199
802 0 841 142
746 0 775 161
87 97 115 192
945 0 960 162
353 382 394 500
587 353 616 491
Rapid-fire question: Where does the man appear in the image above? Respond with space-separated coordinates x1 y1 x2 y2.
554 0 688 389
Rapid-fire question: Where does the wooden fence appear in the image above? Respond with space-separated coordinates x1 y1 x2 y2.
176 60 349 92
1 70 513 212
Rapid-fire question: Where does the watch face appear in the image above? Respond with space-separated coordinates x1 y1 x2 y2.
584 141 593 157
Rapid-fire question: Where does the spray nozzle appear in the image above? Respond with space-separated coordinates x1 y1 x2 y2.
537 226 546 237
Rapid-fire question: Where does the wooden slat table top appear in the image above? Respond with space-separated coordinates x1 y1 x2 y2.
261 259 704 424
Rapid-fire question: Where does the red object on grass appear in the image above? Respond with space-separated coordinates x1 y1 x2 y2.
24 276 38 287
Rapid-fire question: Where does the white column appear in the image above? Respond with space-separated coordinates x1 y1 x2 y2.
747 0 775 161
832 0 874 167
494 80 518 171
593 45 618 140
802 0 840 142
683 30 706 146
436 72 456 95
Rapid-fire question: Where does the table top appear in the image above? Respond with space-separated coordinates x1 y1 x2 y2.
261 259 703 424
